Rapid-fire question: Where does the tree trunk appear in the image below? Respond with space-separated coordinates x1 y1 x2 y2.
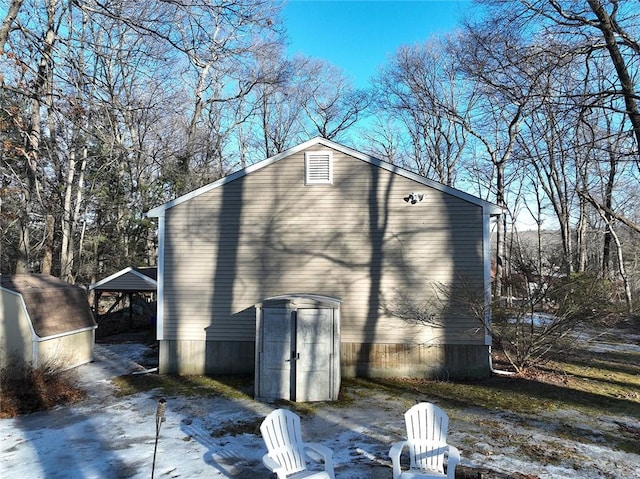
559 215 574 275
494 162 505 301
16 0 59 273
594 208 633 312
576 195 587 273
0 0 24 53
611 225 632 312
586 0 640 158
15 219 30 273
71 145 88 283
60 147 77 281
601 145 617 278
41 214 54 274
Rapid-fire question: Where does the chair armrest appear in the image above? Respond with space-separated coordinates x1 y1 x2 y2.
389 440 408 479
262 453 286 478
445 445 461 479
304 443 335 479
304 442 333 460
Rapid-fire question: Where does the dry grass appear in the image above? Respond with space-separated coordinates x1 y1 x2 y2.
0 359 85 418
112 373 253 400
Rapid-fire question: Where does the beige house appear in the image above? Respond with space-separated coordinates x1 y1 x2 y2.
0 274 97 371
147 138 501 381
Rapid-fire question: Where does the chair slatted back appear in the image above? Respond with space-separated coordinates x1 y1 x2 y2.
404 403 449 472
260 409 307 475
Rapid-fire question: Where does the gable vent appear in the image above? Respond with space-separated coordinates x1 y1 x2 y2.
305 151 333 185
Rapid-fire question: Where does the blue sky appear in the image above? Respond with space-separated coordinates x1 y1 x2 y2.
282 0 471 88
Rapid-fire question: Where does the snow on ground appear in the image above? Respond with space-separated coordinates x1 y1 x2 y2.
1 339 639 479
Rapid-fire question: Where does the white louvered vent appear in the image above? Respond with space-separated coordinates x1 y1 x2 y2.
305 151 333 185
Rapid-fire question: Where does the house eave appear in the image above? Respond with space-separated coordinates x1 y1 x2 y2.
145 137 502 217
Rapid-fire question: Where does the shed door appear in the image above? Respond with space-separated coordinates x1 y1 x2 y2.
260 307 292 400
259 306 335 401
295 308 333 402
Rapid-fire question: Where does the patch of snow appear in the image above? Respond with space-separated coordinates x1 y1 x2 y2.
1 341 639 479
587 331 640 354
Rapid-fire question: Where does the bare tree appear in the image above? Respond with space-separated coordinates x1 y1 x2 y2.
0 0 291 281
295 58 370 141
358 116 406 165
373 38 469 186
478 0 640 232
162 0 284 194
0 0 24 54
256 54 317 157
9 0 61 273
551 0 640 158
514 46 591 275
453 26 537 299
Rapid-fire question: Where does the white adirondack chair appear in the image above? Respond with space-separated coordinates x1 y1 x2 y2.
389 402 461 479
260 408 336 479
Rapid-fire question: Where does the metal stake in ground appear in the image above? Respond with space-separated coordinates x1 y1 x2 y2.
151 398 167 479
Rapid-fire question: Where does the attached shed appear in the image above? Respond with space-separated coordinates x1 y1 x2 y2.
0 274 97 370
255 294 341 402
147 137 502 381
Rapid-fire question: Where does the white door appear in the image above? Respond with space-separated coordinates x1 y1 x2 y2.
295 308 333 402
259 306 334 401
259 307 293 400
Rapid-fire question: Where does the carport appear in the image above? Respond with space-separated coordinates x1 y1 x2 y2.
89 267 157 334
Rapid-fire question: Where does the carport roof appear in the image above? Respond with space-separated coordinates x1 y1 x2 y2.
89 267 157 292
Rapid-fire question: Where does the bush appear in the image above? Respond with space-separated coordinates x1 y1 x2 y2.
490 272 625 372
0 356 85 418
398 273 627 374
546 272 622 324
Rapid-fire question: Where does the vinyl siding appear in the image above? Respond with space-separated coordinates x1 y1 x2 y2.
37 329 95 369
162 146 485 345
0 289 33 365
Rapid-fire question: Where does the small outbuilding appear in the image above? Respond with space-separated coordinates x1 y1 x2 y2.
0 274 97 370
89 267 158 295
89 267 157 337
89 267 157 312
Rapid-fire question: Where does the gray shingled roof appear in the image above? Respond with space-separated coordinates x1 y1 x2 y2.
89 267 157 292
0 274 97 338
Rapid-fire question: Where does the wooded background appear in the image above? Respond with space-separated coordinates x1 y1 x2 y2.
1 0 638 311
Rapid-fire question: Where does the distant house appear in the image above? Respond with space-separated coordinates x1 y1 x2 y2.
147 137 501 381
0 274 97 371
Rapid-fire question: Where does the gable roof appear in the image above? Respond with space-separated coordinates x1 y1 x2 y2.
146 137 503 217
89 267 157 292
0 274 97 339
